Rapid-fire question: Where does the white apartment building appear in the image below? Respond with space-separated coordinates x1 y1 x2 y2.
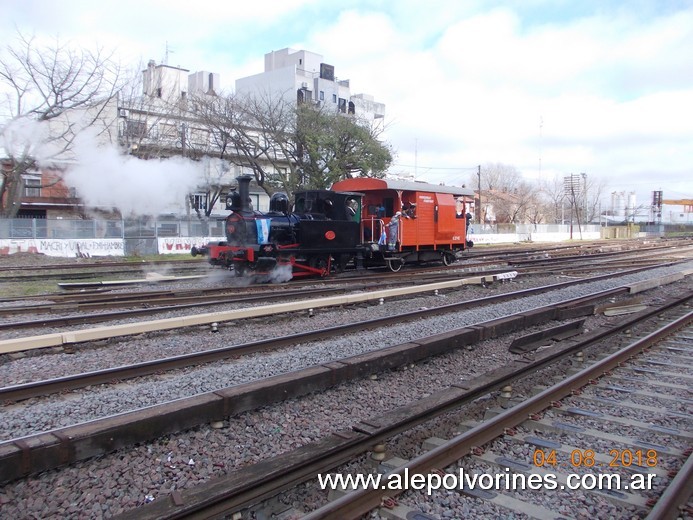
235 48 385 124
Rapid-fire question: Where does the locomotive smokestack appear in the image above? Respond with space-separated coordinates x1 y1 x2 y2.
236 174 253 213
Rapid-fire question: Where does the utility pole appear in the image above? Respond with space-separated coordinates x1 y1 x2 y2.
477 165 481 224
564 173 584 240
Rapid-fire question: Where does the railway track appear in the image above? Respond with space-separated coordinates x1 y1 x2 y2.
0 249 690 519
1 241 690 335
0 276 689 485
0 263 208 283
1 273 635 402
0 238 688 295
299 307 693 520
109 289 693 519
1 260 685 361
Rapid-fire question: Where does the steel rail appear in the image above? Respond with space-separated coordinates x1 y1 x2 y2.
3 263 688 399
645 451 693 520
112 295 692 520
2 262 673 357
302 311 693 519
0 286 355 330
0 279 629 402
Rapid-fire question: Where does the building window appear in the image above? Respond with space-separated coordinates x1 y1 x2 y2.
191 193 208 211
190 127 210 146
332 94 337 103
24 177 41 197
159 123 178 140
319 91 324 101
338 98 347 113
125 120 147 138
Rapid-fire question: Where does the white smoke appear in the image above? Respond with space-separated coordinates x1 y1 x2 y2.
1 117 50 161
64 133 202 216
267 263 294 283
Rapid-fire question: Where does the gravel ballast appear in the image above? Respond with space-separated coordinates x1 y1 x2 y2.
0 260 690 519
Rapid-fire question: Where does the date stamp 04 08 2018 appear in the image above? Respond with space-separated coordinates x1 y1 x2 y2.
533 448 659 468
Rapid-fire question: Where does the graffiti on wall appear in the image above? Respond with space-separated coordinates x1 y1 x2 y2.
158 237 217 254
0 239 125 257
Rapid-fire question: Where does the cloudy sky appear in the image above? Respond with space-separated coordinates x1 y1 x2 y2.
2 0 691 206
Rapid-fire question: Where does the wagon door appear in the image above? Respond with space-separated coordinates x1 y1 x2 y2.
434 193 458 242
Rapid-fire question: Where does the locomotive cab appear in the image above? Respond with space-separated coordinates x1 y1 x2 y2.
292 190 362 250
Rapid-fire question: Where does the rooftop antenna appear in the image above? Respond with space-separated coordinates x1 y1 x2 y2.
163 41 174 65
539 115 543 182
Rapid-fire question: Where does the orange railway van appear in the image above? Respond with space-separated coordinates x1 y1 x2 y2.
332 177 474 271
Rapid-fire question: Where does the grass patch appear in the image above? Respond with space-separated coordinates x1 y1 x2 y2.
0 280 61 298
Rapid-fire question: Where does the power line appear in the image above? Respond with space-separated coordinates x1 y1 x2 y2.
391 163 478 171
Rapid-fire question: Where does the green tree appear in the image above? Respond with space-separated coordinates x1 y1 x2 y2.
296 103 391 189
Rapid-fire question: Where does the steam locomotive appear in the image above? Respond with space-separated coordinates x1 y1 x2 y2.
191 175 474 279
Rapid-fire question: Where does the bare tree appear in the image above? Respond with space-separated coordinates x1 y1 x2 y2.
539 174 568 224
493 181 538 224
189 90 299 197
584 176 608 223
477 162 523 192
469 162 525 224
0 31 123 217
525 191 546 225
190 90 392 200
539 173 609 226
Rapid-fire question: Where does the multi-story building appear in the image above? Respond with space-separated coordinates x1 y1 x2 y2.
7 49 384 222
235 48 385 124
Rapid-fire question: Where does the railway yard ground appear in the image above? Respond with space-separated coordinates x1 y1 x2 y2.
0 238 692 520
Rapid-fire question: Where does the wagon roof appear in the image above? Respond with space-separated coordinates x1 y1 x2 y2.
332 177 474 197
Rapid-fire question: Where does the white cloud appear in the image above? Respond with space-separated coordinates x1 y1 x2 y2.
301 4 693 202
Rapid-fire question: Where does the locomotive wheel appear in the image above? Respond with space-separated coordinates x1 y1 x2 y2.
386 258 404 272
309 256 330 276
442 252 456 266
335 254 351 273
